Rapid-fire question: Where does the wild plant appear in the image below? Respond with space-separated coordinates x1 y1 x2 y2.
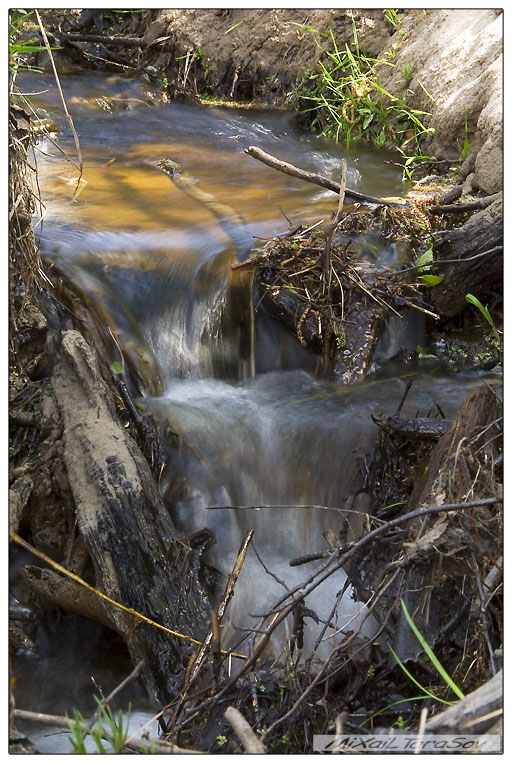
289 20 435 178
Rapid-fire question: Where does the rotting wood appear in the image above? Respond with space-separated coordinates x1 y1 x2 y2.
50 329 211 706
245 146 408 207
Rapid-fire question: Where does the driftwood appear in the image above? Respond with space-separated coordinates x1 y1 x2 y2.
245 146 408 207
429 195 502 318
49 330 210 705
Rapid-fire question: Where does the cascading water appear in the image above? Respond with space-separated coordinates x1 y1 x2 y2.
13 72 490 732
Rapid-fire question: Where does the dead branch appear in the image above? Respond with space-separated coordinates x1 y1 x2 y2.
424 669 502 736
245 146 408 207
186 530 254 688
50 32 145 47
224 706 266 754
261 569 401 743
429 193 501 215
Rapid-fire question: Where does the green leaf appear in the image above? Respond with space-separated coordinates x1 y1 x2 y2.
400 600 465 699
465 294 494 327
421 274 443 287
109 360 124 375
415 248 433 272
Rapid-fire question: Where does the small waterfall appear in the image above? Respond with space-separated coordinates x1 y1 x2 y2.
145 371 384 656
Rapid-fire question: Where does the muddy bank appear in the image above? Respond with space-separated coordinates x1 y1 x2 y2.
140 8 502 193
39 9 502 193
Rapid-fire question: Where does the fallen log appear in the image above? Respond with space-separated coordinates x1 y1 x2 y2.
429 194 502 318
49 330 211 705
245 146 408 208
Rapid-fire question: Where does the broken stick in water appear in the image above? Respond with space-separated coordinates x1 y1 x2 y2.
245 145 408 207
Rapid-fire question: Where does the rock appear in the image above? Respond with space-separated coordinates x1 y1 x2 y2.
462 172 479 194
457 149 477 182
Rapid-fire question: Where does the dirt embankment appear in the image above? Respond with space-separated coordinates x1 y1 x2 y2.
142 8 502 194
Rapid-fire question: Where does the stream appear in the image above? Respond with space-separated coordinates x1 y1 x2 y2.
12 71 496 750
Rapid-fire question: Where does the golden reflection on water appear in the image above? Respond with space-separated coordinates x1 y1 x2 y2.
35 139 341 236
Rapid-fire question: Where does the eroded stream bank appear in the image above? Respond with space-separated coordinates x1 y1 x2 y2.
10 9 502 755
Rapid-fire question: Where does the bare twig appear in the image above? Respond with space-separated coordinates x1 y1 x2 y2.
262 569 401 743
470 551 497 675
323 159 347 287
225 706 266 754
186 531 254 688
35 10 83 200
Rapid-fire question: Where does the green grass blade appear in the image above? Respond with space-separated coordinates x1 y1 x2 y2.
389 644 454 705
400 599 465 699
363 694 431 725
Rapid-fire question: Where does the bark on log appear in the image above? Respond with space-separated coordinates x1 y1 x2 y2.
429 195 502 318
51 330 210 706
20 565 120 632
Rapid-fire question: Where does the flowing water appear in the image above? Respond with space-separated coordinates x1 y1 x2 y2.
12 72 495 746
